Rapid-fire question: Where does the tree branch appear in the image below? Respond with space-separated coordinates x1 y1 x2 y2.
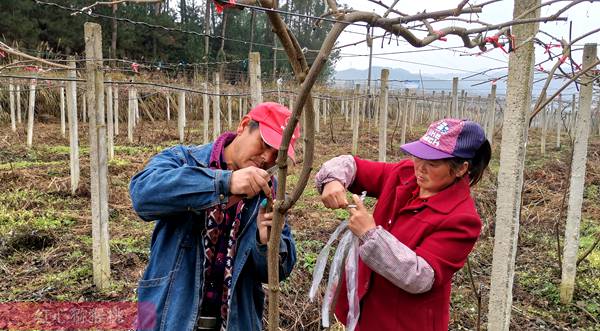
75 0 163 15
529 58 600 124
0 42 70 69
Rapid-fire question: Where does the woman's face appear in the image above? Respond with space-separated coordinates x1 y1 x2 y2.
412 157 468 198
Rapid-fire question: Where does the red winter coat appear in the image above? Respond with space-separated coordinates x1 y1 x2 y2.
335 157 482 331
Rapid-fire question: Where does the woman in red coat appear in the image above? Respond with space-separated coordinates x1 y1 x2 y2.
315 119 491 331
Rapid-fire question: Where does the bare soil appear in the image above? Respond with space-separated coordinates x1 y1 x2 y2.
0 115 598 330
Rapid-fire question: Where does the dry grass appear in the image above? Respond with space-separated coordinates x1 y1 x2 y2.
0 97 599 330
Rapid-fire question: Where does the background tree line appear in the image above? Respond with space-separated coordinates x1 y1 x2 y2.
0 0 339 81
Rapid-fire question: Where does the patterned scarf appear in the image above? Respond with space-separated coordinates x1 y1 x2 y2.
202 132 243 330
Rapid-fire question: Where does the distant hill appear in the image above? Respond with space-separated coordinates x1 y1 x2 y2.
333 66 579 97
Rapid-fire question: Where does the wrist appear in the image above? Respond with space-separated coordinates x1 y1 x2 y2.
359 226 378 244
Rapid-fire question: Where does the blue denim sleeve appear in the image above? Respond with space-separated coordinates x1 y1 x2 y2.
129 145 232 221
251 220 297 283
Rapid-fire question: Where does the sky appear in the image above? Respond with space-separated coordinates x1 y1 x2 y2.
332 0 600 77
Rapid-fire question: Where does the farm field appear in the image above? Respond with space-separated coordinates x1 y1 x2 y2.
1 116 598 330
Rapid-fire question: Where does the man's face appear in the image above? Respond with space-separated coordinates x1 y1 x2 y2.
229 118 278 171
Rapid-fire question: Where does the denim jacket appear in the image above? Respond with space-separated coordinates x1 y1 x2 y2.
129 143 296 331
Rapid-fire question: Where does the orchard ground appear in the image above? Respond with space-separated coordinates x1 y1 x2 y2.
0 115 598 330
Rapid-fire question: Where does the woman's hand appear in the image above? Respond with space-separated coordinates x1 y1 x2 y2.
321 180 349 209
348 194 376 237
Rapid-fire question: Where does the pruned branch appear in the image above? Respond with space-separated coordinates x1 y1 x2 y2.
74 0 163 15
0 42 70 69
529 58 600 124
529 26 600 125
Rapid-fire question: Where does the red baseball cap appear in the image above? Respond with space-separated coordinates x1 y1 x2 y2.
247 102 301 161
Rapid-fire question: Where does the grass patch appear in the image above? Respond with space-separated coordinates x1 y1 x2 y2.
109 158 131 167
110 237 148 255
0 160 63 170
0 208 76 236
296 239 324 273
42 265 92 288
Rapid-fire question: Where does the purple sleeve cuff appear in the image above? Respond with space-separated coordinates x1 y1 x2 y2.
359 226 435 294
314 155 357 194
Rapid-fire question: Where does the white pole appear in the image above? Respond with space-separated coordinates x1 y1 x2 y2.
178 91 186 143
213 74 221 140
84 22 111 290
128 88 134 143
106 80 114 160
60 86 66 137
26 79 37 147
9 79 16 132
559 43 597 304
66 59 80 195
16 84 22 124
114 85 119 136
203 83 210 144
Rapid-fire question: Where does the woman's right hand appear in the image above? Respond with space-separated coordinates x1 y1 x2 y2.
321 180 349 209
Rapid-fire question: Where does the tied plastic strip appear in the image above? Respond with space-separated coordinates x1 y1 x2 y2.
309 221 349 301
213 0 236 14
321 230 354 328
345 236 360 331
433 30 447 42
131 62 139 73
484 35 507 54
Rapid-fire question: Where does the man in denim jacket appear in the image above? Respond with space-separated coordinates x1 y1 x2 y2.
130 102 298 331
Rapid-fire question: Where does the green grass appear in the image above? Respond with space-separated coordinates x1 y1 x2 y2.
0 160 64 170
42 265 92 288
296 239 324 273
109 158 131 167
110 237 148 255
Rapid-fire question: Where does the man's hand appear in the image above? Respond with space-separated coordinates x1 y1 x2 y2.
257 199 283 245
321 180 349 209
348 194 376 237
230 166 271 198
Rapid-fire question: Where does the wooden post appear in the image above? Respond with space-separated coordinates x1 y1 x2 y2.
560 43 597 304
227 95 232 129
60 86 66 137
556 94 562 149
450 77 458 118
322 98 327 125
249 52 263 108
106 79 114 160
540 96 547 155
314 97 320 133
460 90 466 118
84 22 111 290
26 79 37 148
134 88 140 126
378 69 389 162
487 1 540 329
127 88 134 143
238 96 243 120
114 85 119 136
203 83 210 144
351 84 360 155
487 84 497 145
401 88 409 145
16 84 22 124
166 92 171 122
178 91 186 143
9 79 16 132
570 94 577 135
213 74 221 140
82 92 87 123
66 60 80 195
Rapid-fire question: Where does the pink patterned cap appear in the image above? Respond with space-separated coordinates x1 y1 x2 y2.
400 119 486 160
